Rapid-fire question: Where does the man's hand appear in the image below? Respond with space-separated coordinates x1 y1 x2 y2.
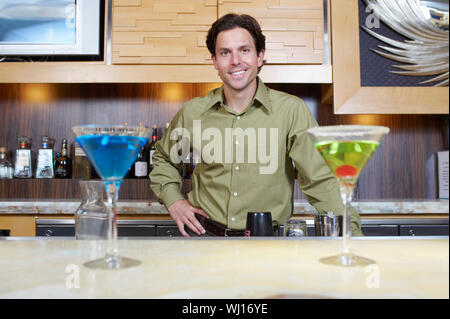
168 200 209 237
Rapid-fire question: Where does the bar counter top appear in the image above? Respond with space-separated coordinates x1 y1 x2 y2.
0 237 448 298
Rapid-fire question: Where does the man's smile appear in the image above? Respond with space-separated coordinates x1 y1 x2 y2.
229 69 247 78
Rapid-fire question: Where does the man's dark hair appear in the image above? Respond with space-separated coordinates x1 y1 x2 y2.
206 13 266 57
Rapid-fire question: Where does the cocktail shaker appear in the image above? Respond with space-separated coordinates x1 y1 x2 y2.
315 213 342 237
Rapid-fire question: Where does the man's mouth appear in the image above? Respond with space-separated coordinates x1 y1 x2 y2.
230 70 246 77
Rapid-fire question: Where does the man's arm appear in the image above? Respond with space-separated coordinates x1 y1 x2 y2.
149 112 208 236
287 101 363 236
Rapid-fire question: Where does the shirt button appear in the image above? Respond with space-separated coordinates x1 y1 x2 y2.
235 140 239 145
233 192 238 197
236 116 241 120
231 217 236 222
235 166 239 171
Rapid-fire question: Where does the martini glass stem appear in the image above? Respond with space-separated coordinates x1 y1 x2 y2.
105 182 120 267
340 181 354 262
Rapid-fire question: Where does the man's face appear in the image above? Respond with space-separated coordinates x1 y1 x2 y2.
212 27 264 94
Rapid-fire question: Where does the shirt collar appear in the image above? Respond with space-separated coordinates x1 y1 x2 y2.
202 77 273 114
253 77 273 113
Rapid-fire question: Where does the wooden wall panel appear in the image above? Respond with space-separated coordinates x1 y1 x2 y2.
218 0 324 64
112 0 216 64
0 83 446 200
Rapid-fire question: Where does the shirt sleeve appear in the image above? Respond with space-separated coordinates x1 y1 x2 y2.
287 99 363 236
149 108 188 210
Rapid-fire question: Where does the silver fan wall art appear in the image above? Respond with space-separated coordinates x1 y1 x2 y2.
361 0 449 86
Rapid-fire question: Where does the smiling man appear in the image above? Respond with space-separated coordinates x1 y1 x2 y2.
150 14 363 237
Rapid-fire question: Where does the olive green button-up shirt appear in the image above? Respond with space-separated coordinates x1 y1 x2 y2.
150 78 362 235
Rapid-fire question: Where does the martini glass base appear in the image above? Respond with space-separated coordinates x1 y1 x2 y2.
84 255 141 269
319 254 376 267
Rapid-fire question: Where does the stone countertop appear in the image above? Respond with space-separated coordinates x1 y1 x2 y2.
0 237 448 298
0 199 448 215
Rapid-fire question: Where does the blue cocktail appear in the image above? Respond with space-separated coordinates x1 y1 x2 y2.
72 125 151 269
76 135 147 186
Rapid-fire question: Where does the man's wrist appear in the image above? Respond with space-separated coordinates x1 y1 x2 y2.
160 185 186 210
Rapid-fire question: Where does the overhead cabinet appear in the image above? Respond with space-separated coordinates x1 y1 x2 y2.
112 0 325 65
112 0 216 64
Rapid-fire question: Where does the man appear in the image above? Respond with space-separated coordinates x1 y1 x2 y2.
150 13 362 237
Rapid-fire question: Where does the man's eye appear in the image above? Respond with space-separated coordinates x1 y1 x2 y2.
221 51 229 56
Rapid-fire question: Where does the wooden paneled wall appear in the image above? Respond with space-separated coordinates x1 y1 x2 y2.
112 0 324 64
0 83 447 200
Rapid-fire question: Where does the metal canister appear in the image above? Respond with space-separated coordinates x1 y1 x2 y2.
315 215 343 236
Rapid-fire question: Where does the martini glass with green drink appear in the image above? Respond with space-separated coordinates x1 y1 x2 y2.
72 125 151 269
307 125 389 267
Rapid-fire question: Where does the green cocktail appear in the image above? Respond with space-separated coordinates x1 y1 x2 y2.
307 125 389 267
315 140 379 184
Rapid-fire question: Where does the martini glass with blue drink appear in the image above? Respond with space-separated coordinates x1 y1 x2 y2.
72 125 151 269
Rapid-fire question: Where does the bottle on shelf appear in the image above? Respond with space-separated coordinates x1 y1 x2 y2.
36 135 54 178
72 141 92 179
55 138 72 178
124 121 134 179
14 136 32 179
0 147 14 179
134 122 149 179
149 124 158 172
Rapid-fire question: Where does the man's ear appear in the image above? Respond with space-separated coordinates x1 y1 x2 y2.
257 49 265 68
211 54 218 70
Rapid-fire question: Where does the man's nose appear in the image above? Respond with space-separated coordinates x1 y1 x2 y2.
231 52 242 65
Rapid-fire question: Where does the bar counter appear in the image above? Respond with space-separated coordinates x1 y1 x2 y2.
0 237 448 298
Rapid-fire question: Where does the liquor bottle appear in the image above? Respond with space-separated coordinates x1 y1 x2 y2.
14 136 32 179
149 124 158 172
36 136 54 178
134 123 149 178
72 141 92 179
124 122 134 179
55 139 71 178
0 147 14 179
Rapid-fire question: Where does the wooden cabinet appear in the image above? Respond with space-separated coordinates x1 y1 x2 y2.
112 0 216 64
112 0 324 65
0 215 36 237
107 0 331 82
